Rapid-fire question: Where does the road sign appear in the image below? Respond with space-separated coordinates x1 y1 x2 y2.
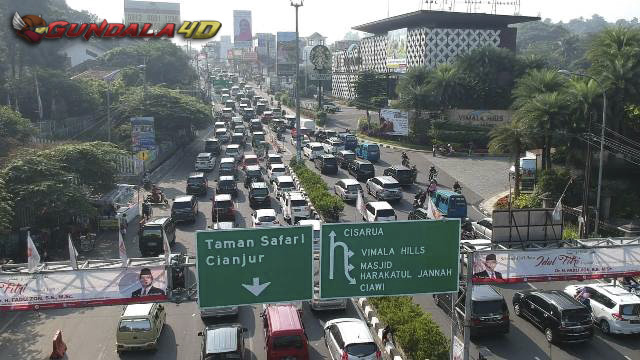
196 226 313 307
309 71 332 81
137 150 150 161
320 220 460 298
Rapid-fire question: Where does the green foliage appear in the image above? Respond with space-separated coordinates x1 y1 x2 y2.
369 297 449 360
533 168 580 206
315 111 327 127
0 177 13 234
512 193 542 209
563 223 580 240
289 159 344 221
0 106 36 157
354 71 387 112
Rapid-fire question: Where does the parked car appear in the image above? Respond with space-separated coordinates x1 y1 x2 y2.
171 195 198 223
303 142 325 160
564 283 640 335
383 165 413 186
324 318 380 360
249 182 270 208
348 160 375 182
116 303 166 353
512 290 594 343
252 208 280 227
472 218 493 239
366 176 402 202
216 175 238 197
197 324 247 359
362 201 397 222
186 172 208 196
336 150 356 169
211 193 235 222
334 179 362 202
314 154 338 174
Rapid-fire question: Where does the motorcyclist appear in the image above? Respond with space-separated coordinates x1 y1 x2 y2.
410 165 418 183
453 181 462 193
142 199 152 220
427 180 437 196
401 152 409 165
151 185 162 202
428 166 438 181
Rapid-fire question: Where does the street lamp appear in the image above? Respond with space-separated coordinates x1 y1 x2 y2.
291 0 304 161
558 69 607 236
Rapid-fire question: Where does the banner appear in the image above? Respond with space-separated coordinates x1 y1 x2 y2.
277 32 297 76
131 117 156 153
380 108 408 136
386 28 407 72
472 246 640 284
0 266 167 311
233 10 252 48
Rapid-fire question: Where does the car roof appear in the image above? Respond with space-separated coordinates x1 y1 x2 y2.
390 165 410 170
376 176 399 184
368 201 393 209
222 107 232 111
144 217 170 226
256 208 277 216
205 325 239 354
528 290 586 310
579 283 640 303
309 142 323 147
122 303 154 317
219 175 235 181
435 189 463 197
277 176 294 182
270 163 286 169
266 305 303 332
472 285 504 301
253 131 265 134
355 159 372 164
189 172 205 178
214 194 232 201
227 144 240 148
174 195 194 202
340 178 360 186
268 153 282 158
215 121 225 124
321 154 335 159
245 154 258 159
250 182 268 189
324 318 374 344
288 191 306 200
220 157 235 163
246 165 261 171
198 152 212 157
205 138 218 142
298 219 321 230
216 128 227 132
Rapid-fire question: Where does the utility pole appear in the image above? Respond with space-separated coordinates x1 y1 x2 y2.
581 113 593 238
291 0 304 161
463 252 474 360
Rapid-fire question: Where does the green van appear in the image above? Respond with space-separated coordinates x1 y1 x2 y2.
116 303 166 353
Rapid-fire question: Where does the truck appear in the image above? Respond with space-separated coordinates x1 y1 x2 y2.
300 118 316 135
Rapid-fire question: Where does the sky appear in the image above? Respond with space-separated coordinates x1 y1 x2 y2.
65 0 640 47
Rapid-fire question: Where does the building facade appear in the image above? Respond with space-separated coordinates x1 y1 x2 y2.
332 10 539 99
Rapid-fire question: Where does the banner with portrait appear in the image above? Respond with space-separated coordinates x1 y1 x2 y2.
472 246 640 284
233 10 252 47
0 266 167 311
380 108 408 136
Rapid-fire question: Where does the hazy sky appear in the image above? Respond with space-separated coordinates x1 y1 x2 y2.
65 0 640 46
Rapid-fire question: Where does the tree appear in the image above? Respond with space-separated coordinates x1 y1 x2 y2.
489 121 529 197
0 177 13 234
512 68 567 110
564 78 601 166
0 105 36 158
427 64 464 110
353 71 386 125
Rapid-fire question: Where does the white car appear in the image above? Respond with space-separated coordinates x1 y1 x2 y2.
334 179 362 201
267 164 287 183
214 121 226 130
251 209 280 227
324 318 380 360
281 191 311 224
303 142 324 160
299 219 321 255
472 218 493 239
194 152 216 171
363 201 397 222
274 176 296 199
323 137 345 155
291 135 311 146
564 283 640 335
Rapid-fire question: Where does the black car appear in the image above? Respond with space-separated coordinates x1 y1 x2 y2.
204 138 220 155
314 154 338 174
211 193 235 222
348 159 375 182
244 165 264 188
138 217 176 256
434 285 510 338
383 165 413 186
249 182 270 208
338 133 358 151
408 208 429 220
512 290 594 343
336 150 356 169
186 172 208 196
216 175 238 197
171 195 198 223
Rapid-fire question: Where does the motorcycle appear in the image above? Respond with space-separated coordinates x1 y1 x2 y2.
410 165 418 183
453 185 462 194
146 191 169 206
78 233 96 252
428 169 439 183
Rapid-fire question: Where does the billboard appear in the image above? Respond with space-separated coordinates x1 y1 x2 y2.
492 208 563 244
124 0 180 32
472 246 640 284
447 109 513 127
233 10 252 48
380 108 408 136
131 117 156 153
386 28 407 72
0 266 167 311
277 32 297 76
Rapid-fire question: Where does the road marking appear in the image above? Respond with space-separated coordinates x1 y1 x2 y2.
527 283 538 289
624 356 632 360
534 357 542 360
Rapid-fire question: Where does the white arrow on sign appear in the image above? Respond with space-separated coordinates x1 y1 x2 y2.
242 277 271 296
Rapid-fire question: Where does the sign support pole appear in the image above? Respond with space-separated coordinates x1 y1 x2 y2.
450 289 458 360
463 252 474 360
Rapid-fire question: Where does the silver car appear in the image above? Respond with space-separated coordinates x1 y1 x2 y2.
324 318 380 360
366 176 402 201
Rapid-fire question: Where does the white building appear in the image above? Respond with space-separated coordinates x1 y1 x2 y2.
57 42 107 68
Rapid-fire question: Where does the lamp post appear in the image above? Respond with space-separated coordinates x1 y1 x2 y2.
558 69 607 236
291 0 304 161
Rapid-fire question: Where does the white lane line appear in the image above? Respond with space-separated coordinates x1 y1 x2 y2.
527 283 538 289
534 357 542 360
624 356 632 360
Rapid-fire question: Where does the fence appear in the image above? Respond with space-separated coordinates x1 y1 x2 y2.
35 115 101 140
115 154 145 176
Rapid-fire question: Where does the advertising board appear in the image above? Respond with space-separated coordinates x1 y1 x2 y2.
131 116 156 153
233 10 252 48
0 266 167 311
472 246 640 284
492 208 563 244
277 32 297 76
379 108 408 136
124 0 180 32
386 28 407 72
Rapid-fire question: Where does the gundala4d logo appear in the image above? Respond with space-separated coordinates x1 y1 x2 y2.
12 11 221 44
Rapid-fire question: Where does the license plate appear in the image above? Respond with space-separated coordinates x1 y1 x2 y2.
631 320 640 324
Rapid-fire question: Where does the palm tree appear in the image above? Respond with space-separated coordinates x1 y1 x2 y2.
514 92 572 170
512 68 567 110
564 78 602 166
427 64 463 111
489 121 529 198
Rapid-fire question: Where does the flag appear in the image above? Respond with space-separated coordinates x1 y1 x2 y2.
68 234 78 270
552 198 562 221
356 190 365 219
163 228 171 265
118 218 128 267
27 231 41 272
426 197 443 220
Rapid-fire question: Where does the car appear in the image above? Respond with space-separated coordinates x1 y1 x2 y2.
334 179 362 201
216 175 238 197
408 208 429 220
366 176 402 201
266 153 283 167
219 157 236 177
281 191 311 224
338 133 358 151
323 137 345 155
215 128 229 143
251 131 266 147
355 143 380 162
186 172 208 196
244 165 264 187
291 134 311 146
299 219 322 255
249 182 270 208
250 118 263 132
303 142 324 160
138 217 176 256
214 121 226 130
274 175 296 199
472 218 493 239
116 303 166 353
336 150 356 169
195 152 216 171
348 160 375 182
362 201 397 222
171 195 198 223
231 133 245 147
267 163 287 183
204 138 220 155
252 208 280 227
324 318 380 360
383 165 413 186
211 221 235 230
242 154 259 170
323 103 340 113
512 290 594 343
312 259 347 311
314 154 338 174
225 144 244 162
564 283 640 335
197 324 247 360
314 129 337 142
211 193 235 222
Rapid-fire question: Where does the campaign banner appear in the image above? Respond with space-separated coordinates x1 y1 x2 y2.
131 116 156 152
472 246 640 284
380 108 408 136
0 266 167 311
233 10 252 48
386 28 407 73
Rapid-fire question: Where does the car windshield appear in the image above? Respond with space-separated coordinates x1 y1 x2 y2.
197 156 211 162
360 164 374 171
347 184 362 192
226 149 238 155
219 180 235 188
271 168 285 174
141 228 162 239
245 158 258 165
215 200 233 209
205 141 218 148
382 182 400 190
396 169 411 177
291 199 307 207
118 319 151 332
473 300 505 315
620 303 640 316
343 153 356 160
279 182 294 189
562 309 591 322
247 170 262 177
367 145 380 152
258 215 276 223
254 135 265 141
251 188 269 197
220 163 234 169
376 209 395 217
269 157 282 164
188 178 204 185
323 157 337 165
272 335 303 350
173 201 192 209
346 343 376 357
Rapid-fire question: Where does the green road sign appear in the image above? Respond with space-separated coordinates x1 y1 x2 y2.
320 220 460 298
196 226 313 307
